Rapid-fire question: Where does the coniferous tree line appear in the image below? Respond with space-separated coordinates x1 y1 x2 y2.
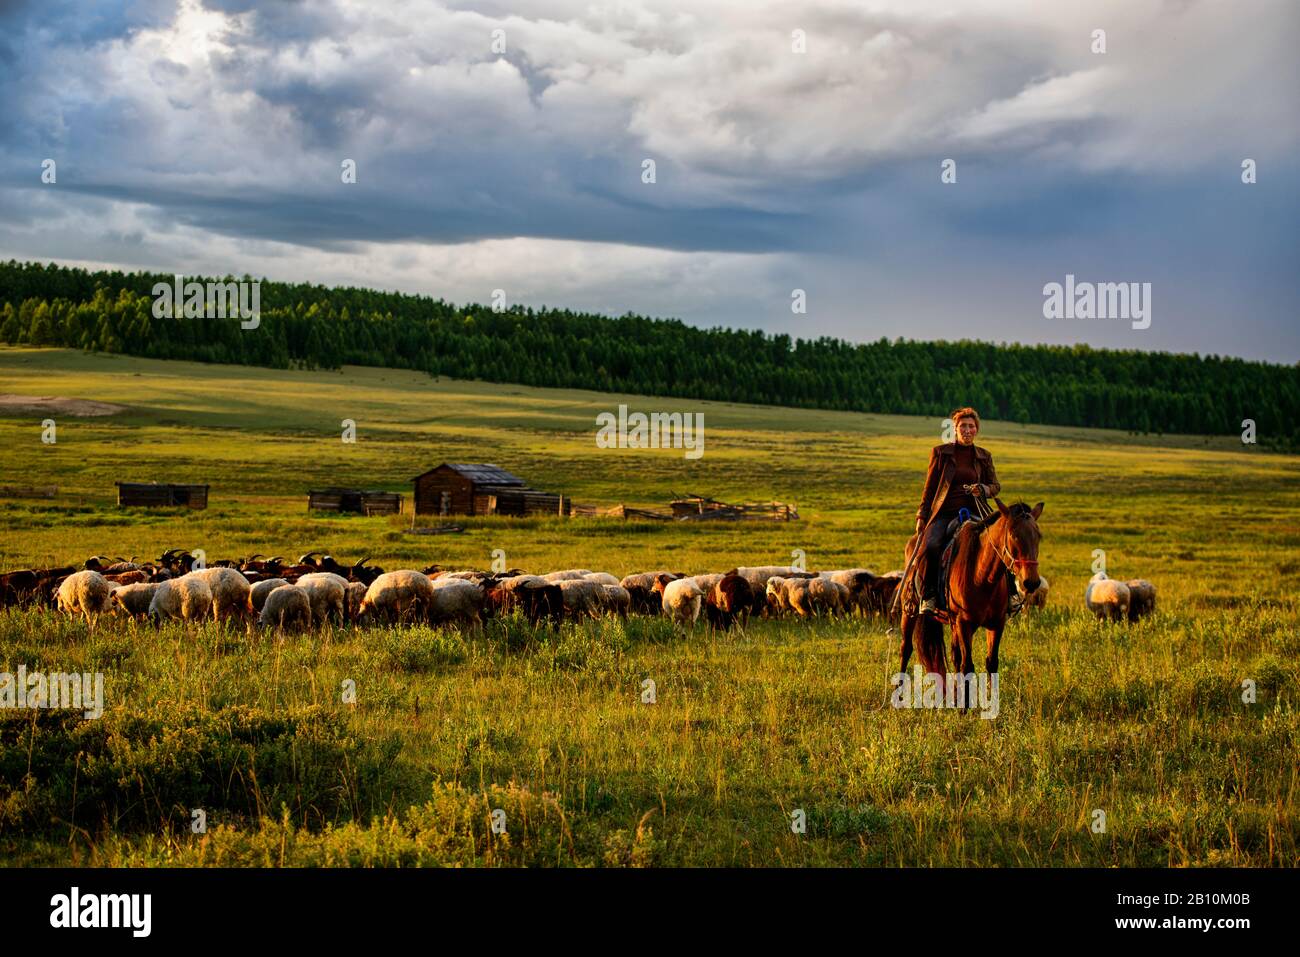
1 259 1295 448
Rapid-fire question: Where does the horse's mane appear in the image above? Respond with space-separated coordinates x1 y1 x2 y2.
950 502 1033 582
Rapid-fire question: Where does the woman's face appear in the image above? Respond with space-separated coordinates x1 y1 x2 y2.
956 417 978 445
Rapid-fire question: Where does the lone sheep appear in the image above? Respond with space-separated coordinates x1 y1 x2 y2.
1085 575 1130 622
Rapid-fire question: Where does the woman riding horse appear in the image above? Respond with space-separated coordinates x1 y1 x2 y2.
913 407 1000 616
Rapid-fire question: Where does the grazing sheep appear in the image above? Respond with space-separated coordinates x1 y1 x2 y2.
818 569 876 614
56 570 115 625
344 581 368 622
250 578 289 612
187 567 254 623
296 572 348 626
705 573 754 631
598 583 632 618
766 576 826 618
807 577 850 616
734 566 800 593
148 575 214 624
543 569 595 582
656 574 705 627
558 579 605 620
110 582 162 619
1085 575 1130 622
620 571 680 615
357 570 435 625
258 584 312 631
583 572 622 587
1018 574 1049 609
688 573 725 595
1126 579 1156 621
428 578 489 628
499 574 547 591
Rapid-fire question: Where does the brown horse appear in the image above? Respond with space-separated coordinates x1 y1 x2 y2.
899 499 1044 701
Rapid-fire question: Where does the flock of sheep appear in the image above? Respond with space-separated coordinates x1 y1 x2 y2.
6 550 1155 633
27 551 905 633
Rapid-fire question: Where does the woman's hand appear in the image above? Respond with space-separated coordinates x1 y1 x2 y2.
965 483 986 498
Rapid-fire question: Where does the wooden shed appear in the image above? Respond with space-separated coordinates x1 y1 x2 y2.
116 482 209 509
308 488 403 515
414 463 565 516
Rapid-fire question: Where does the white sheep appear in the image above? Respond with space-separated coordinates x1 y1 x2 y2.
558 579 604 619
582 572 622 587
598 583 632 618
187 567 253 623
543 569 595 582
149 575 214 624
259 584 312 631
658 576 704 627
56 571 114 626
734 565 801 593
110 582 162 619
817 569 875 612
250 578 289 612
765 576 791 615
358 570 435 624
1085 574 1130 622
807 577 850 615
344 581 368 622
427 579 488 628
296 573 347 626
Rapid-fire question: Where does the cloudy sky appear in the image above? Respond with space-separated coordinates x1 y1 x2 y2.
1 0 1296 361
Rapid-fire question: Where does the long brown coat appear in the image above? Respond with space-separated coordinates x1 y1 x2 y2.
915 443 1001 525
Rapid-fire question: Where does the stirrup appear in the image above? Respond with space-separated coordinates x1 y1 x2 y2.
918 597 938 615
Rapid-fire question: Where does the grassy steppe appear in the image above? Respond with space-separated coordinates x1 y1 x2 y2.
0 347 1296 866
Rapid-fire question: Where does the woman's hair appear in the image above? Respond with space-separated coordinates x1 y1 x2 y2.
951 407 980 428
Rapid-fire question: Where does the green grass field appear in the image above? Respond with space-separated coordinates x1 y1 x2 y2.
0 346 1296 866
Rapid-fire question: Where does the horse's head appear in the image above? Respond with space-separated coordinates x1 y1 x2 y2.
995 498 1044 593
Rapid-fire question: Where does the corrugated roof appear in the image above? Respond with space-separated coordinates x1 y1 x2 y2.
413 463 527 486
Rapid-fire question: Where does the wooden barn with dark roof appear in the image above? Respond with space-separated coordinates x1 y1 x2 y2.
413 463 566 517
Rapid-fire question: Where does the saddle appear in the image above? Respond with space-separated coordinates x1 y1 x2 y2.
934 509 1021 616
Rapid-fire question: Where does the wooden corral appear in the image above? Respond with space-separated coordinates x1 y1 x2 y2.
0 485 57 500
670 494 799 521
308 488 403 515
115 482 209 509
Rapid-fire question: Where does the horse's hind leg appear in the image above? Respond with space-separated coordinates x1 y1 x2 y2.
899 612 914 673
953 618 977 710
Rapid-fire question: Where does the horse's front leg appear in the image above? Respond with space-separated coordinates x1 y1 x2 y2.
985 622 1004 675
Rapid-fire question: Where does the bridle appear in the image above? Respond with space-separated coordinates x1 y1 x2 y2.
975 499 1039 581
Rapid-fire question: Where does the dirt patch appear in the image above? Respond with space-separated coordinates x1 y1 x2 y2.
0 393 128 417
